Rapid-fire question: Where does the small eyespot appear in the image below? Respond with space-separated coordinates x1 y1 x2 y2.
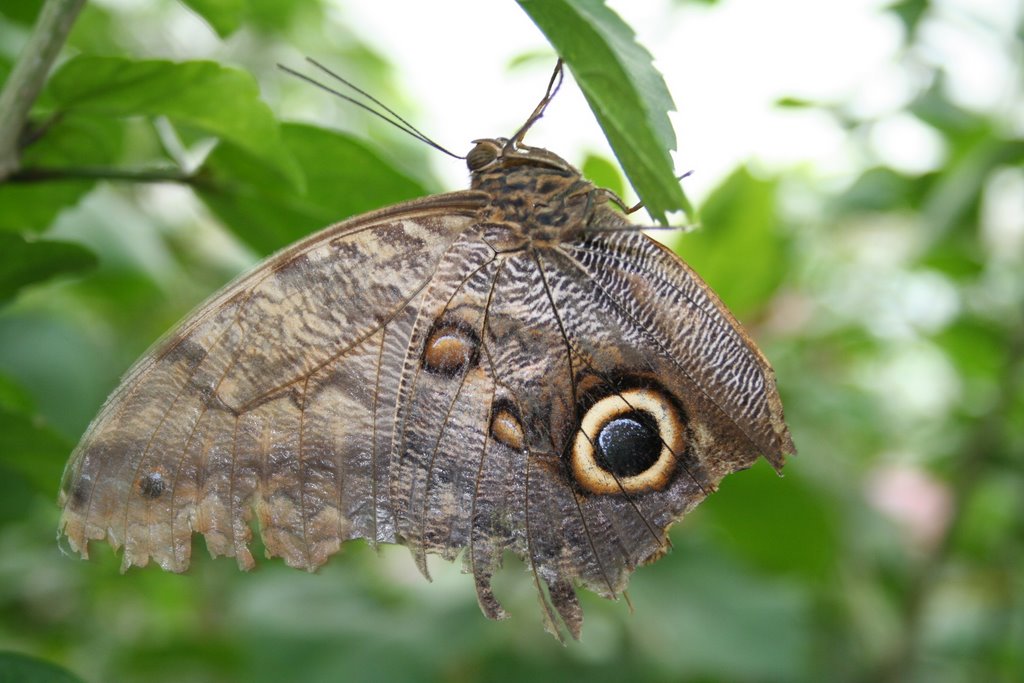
422 319 479 376
68 474 91 509
570 388 685 495
139 472 165 499
490 401 526 451
466 140 499 172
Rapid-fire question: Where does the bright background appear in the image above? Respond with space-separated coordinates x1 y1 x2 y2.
0 0 1021 682
348 0 1022 205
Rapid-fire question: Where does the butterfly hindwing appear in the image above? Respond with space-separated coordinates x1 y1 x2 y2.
557 231 794 468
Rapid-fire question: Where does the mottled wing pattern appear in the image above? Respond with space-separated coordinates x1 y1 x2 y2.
444 231 795 638
554 230 794 469
58 192 488 572
58 179 793 642
386 235 499 572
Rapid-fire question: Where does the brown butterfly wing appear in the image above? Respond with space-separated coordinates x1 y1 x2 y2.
553 230 795 467
449 233 795 639
58 192 488 571
385 235 500 569
58 179 794 641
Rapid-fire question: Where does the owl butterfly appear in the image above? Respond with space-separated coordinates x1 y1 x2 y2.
57 60 795 640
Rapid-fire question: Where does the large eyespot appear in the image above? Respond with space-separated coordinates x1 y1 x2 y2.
570 388 686 495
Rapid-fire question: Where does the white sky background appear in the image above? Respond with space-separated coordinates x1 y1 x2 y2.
337 0 1022 211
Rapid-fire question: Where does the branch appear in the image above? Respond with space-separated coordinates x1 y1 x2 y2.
0 0 87 181
8 165 208 186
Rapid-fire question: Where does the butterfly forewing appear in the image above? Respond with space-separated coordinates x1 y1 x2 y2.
58 194 487 571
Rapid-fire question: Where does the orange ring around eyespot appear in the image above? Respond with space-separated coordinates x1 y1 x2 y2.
570 388 685 495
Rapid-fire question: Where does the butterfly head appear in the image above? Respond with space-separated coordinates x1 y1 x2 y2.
465 138 578 176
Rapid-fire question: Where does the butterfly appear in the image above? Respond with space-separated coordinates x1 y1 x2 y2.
57 60 795 640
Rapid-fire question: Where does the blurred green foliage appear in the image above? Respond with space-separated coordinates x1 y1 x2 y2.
0 1 1022 682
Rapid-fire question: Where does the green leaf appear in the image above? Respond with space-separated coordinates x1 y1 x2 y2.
935 318 1007 382
833 166 924 213
774 96 816 109
909 75 989 139
197 123 427 255
0 405 71 496
920 138 1024 240
245 0 323 30
179 0 246 37
581 153 625 200
0 234 97 304
673 166 787 317
0 372 34 414
0 0 44 25
516 0 691 223
47 56 303 190
66 3 121 55
886 0 931 39
0 181 90 235
0 311 129 439
0 652 85 683
698 460 838 580
0 115 123 233
956 472 1023 561
630 536 813 680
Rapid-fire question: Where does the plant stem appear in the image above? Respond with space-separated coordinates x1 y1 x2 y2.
8 165 206 186
0 0 87 181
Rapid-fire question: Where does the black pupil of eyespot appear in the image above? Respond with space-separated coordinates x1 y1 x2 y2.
595 411 661 477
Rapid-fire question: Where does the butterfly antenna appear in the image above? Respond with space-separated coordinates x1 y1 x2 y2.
277 59 464 160
506 59 565 150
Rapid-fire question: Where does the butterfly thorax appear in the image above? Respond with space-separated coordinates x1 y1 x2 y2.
466 138 621 250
